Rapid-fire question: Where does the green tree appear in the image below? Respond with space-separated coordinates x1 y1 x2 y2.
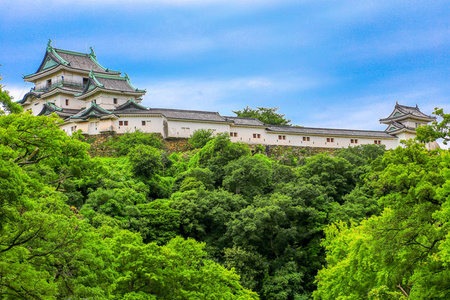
188 128 215 149
171 188 248 256
172 167 215 192
0 111 115 298
128 145 163 179
135 199 181 244
223 155 273 199
226 192 328 299
189 133 251 186
0 75 22 114
109 130 162 156
314 143 450 299
298 153 356 203
233 106 291 126
415 107 450 144
107 230 259 299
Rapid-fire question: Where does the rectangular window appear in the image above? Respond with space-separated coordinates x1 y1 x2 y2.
142 121 146 126
278 135 286 140
351 139 358 144
257 134 261 138
114 98 118 104
327 138 334 143
253 134 257 138
46 79 52 87
119 121 123 126
124 121 128 126
355 139 358 144
303 136 310 142
230 132 238 137
65 99 69 106
374 140 381 145
83 77 89 87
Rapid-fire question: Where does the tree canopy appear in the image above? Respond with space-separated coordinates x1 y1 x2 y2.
233 106 291 126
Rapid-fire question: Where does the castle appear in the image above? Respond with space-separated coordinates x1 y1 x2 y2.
19 40 436 150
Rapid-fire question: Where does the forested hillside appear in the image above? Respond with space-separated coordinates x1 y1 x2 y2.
2 84 450 299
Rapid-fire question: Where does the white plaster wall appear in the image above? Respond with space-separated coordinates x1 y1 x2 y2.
229 126 267 144
88 121 100 135
24 98 48 115
403 120 424 128
57 114 404 149
62 122 88 136
34 71 68 91
166 120 231 138
395 132 416 144
94 95 131 110
52 95 86 110
115 116 165 134
264 133 399 150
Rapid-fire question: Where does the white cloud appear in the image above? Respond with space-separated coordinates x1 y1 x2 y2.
139 74 326 113
305 88 448 131
3 83 33 103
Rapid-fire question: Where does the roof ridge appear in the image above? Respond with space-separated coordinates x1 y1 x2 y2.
225 116 261 120
70 102 113 119
114 98 149 111
397 103 419 109
89 70 104 87
150 107 223 114
124 73 146 92
94 73 125 79
269 124 390 133
54 48 88 57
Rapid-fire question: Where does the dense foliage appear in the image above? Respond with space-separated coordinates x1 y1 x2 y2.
233 106 291 126
3 78 450 298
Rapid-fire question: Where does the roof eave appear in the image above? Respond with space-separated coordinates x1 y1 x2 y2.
165 117 231 124
266 128 397 139
380 114 435 124
75 87 145 99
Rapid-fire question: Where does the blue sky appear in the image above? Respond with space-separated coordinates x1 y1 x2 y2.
1 0 449 131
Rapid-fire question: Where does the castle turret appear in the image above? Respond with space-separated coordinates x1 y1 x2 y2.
18 39 145 116
379 102 436 142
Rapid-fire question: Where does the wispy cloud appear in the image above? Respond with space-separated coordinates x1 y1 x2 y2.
3 83 33 103
306 87 449 131
140 74 327 113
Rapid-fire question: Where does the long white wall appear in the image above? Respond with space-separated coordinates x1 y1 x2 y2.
63 116 404 149
166 120 231 138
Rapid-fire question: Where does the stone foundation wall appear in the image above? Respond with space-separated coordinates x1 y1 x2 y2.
86 134 192 157
86 134 337 159
163 138 191 153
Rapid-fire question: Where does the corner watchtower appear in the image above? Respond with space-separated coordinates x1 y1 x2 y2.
379 102 436 141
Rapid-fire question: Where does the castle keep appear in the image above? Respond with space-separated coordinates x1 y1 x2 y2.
19 41 436 150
